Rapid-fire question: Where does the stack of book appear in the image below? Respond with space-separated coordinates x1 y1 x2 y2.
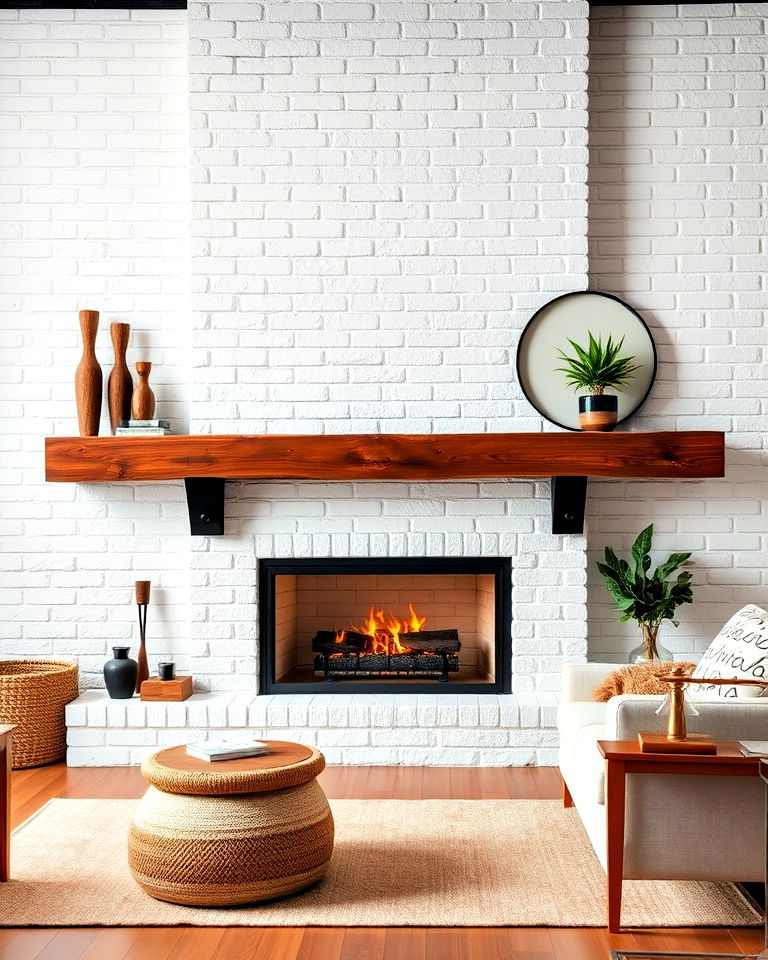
738 741 768 758
116 419 171 436
186 740 270 762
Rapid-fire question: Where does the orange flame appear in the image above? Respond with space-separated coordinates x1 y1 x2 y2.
407 603 427 633
348 605 426 656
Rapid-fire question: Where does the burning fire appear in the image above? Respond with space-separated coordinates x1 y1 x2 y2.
334 603 427 656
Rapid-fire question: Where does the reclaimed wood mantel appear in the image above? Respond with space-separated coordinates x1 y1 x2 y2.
44 431 725 536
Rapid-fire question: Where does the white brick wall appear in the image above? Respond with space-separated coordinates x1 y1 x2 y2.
5 2 763 764
184 0 592 723
586 4 768 661
0 9 193 684
188 0 591 434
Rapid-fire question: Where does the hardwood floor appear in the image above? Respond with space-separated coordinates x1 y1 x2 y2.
2 763 763 960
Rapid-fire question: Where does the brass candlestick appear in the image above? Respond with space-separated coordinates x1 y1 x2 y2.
662 674 768 739
664 673 692 742
135 580 151 695
638 673 768 753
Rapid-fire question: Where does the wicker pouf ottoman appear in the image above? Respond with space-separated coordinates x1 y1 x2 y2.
128 740 334 906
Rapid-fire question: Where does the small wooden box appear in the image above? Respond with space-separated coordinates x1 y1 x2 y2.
140 675 193 702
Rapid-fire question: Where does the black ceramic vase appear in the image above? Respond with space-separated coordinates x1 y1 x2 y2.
104 646 138 699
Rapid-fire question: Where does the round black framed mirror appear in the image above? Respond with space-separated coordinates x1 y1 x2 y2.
516 291 657 432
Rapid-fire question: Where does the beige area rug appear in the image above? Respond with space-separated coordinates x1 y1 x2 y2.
1 798 760 928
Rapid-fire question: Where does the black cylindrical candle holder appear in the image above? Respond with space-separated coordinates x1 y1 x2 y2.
158 662 175 681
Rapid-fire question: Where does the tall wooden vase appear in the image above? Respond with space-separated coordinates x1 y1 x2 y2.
75 309 103 437
131 361 155 420
107 322 132 434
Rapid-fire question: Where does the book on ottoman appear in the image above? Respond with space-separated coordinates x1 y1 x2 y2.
186 740 270 762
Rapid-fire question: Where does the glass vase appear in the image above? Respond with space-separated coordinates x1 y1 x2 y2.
628 623 673 663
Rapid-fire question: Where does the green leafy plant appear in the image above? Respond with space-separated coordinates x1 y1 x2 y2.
556 331 641 395
596 524 694 658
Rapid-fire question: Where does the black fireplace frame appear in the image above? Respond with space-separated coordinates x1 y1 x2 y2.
259 556 512 695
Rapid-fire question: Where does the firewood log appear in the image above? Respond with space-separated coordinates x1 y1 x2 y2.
312 630 368 652
400 629 460 652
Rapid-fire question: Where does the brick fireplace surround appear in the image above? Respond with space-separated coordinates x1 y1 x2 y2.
67 474 578 766
4 3 765 766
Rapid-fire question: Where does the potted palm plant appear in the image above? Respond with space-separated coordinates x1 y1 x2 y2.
556 331 641 430
596 524 694 662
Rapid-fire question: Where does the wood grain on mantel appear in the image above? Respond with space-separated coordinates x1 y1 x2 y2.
45 431 725 483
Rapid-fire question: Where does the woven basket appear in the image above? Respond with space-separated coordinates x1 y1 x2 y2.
0 659 79 768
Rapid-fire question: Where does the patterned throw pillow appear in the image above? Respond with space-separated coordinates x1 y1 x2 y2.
690 604 768 699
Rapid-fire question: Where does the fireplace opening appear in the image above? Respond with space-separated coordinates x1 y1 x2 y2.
259 558 511 695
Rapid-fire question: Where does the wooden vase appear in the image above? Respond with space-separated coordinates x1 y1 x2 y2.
107 322 132 434
131 362 155 420
74 310 103 437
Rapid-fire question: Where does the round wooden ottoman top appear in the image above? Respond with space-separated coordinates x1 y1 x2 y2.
141 740 325 796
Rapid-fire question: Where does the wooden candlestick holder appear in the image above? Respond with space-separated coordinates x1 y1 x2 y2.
134 580 151 695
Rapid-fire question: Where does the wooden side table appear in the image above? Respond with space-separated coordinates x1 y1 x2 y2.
759 760 768 952
0 724 15 882
597 739 761 933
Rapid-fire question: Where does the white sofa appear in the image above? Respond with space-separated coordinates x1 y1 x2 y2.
558 662 767 881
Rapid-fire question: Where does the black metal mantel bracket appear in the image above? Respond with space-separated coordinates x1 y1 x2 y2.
184 477 225 535
183 476 587 536
550 476 588 535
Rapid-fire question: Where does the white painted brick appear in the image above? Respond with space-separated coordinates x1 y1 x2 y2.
308 697 329 727
347 701 370 727
143 703 167 728
65 701 88 726
369 697 395 727
286 695 312 727
124 700 148 728
86 700 107 727
508 729 558 749
394 696 418 727
478 697 500 727
105 700 128 728
68 746 131 766
67 728 106 746
165 702 189 727
441 729 509 748
106 728 158 747
371 728 436 747
316 729 370 748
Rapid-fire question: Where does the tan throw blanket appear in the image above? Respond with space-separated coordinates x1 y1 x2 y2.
592 661 696 702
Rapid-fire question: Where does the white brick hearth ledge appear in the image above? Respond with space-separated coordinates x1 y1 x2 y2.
66 692 559 768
